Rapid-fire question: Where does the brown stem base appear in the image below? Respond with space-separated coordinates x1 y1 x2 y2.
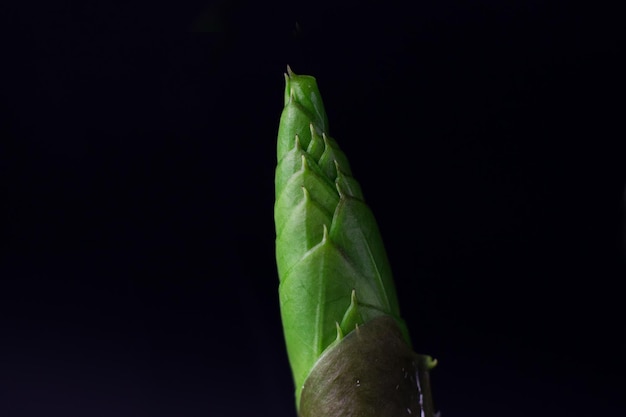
299 316 437 417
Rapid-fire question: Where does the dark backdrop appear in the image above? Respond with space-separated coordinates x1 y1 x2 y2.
1 1 624 416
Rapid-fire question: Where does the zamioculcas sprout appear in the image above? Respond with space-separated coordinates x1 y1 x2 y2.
275 67 438 417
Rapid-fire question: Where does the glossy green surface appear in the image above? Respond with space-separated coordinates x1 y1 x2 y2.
274 68 410 407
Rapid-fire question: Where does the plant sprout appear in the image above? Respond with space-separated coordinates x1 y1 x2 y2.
274 67 438 417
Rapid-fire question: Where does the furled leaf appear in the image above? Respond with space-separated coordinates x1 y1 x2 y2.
274 67 435 416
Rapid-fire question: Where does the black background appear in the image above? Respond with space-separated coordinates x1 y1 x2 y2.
1 1 624 416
